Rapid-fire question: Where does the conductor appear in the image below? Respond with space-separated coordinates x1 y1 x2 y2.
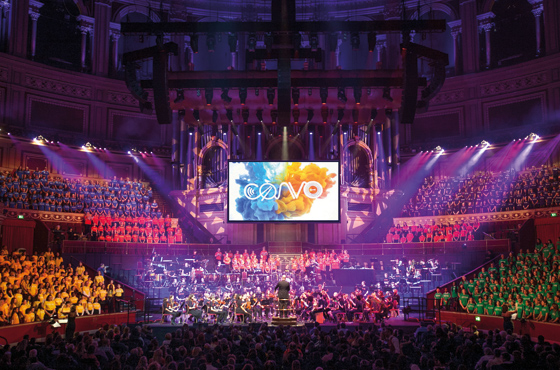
275 275 290 318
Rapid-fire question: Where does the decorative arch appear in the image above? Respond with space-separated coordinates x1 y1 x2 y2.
481 0 496 14
408 3 459 21
73 0 89 16
198 139 229 189
113 5 161 23
341 139 374 188
264 137 306 160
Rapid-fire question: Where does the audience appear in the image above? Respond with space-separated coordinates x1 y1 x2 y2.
438 237 560 326
402 166 560 217
0 247 119 325
0 167 159 218
386 221 480 243
2 320 559 370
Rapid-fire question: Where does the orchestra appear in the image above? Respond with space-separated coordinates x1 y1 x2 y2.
155 248 412 325
160 283 400 325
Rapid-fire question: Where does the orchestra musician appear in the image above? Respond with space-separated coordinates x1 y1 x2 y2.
208 296 228 323
186 294 202 322
275 275 291 318
163 295 181 325
235 294 250 322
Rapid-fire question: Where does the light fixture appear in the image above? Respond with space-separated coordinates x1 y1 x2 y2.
337 87 347 103
350 32 360 50
256 109 263 122
190 34 199 53
354 87 362 105
206 32 216 52
310 32 319 51
212 110 218 123
382 87 393 102
271 110 278 125
481 140 490 147
337 108 345 121
264 32 273 53
352 108 359 124
292 108 300 124
320 87 328 104
375 123 382 133
174 89 184 103
205 88 213 105
239 88 247 105
226 108 233 121
228 32 238 53
193 109 200 121
267 88 275 106
242 108 249 124
371 108 378 121
292 88 300 106
321 106 328 124
307 109 314 122
367 32 377 52
247 33 257 52
221 88 232 103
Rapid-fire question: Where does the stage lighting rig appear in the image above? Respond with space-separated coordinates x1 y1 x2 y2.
271 109 278 124
221 88 232 103
256 109 263 122
193 109 200 121
227 32 238 53
352 109 359 124
321 106 329 123
206 32 216 52
382 87 393 102
527 133 539 141
368 32 377 52
350 32 360 50
320 87 328 104
310 32 319 51
370 108 378 121
174 89 184 103
307 109 314 122
190 34 199 53
337 108 345 121
338 87 347 103
247 33 257 52
212 110 219 123
205 88 213 105
480 140 490 147
267 88 275 106
354 87 362 105
292 88 300 106
292 108 300 124
226 109 233 122
242 108 249 124
239 87 247 105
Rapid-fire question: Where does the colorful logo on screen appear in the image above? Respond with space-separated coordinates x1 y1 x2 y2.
235 162 337 220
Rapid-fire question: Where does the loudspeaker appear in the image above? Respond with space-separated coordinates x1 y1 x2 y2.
124 62 152 114
400 49 418 124
152 49 172 125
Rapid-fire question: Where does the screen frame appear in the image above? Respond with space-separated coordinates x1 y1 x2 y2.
226 160 341 223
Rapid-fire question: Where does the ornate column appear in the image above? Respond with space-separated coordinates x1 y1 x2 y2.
528 0 544 56
8 0 29 57
460 0 480 73
477 12 495 69
77 16 94 72
28 1 43 60
543 0 560 54
0 1 10 52
92 0 112 76
448 20 462 74
109 23 120 75
375 35 386 69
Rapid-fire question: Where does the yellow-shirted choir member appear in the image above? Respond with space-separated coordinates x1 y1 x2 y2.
0 247 120 325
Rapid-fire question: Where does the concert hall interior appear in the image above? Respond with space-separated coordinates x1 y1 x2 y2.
2 0 560 369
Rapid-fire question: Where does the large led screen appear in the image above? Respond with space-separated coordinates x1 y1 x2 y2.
228 161 340 222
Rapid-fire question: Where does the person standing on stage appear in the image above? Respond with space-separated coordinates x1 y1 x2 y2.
275 275 290 318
